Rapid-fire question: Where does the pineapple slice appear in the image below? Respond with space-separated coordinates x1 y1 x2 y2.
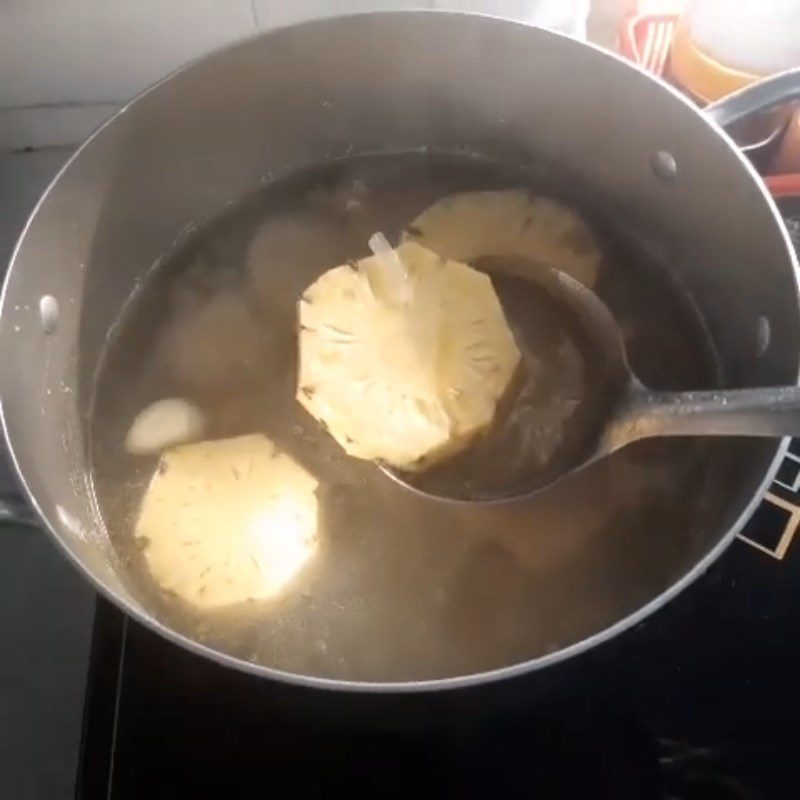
403 190 601 288
297 240 521 471
135 434 318 610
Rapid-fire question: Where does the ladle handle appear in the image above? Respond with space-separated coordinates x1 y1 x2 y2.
632 386 800 439
705 68 800 129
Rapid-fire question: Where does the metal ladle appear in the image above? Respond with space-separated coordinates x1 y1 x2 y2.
386 268 800 503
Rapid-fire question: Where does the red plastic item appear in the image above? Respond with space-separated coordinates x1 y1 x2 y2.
617 13 678 77
764 174 800 199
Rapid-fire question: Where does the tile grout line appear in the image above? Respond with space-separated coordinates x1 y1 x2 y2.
0 101 120 112
249 0 260 31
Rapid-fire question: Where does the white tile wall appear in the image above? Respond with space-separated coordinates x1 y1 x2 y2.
0 104 120 150
0 1 588 148
0 0 255 107
0 0 256 147
252 0 434 30
434 0 589 33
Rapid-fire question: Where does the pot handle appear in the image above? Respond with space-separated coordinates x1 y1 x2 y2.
0 457 37 527
0 494 38 528
705 67 800 129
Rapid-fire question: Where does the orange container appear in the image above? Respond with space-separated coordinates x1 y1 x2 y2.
669 19 761 105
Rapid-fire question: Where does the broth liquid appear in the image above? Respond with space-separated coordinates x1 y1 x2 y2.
91 153 719 682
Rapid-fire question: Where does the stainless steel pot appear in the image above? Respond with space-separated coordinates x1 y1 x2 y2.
2 12 799 691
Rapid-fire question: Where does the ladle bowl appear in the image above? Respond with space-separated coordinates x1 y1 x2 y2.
386 269 800 503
